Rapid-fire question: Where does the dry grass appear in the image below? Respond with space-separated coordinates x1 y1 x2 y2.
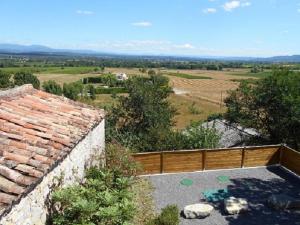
131 178 155 225
36 73 102 85
169 94 225 129
160 68 255 105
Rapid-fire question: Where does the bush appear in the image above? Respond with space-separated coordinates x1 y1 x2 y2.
147 205 179 225
188 102 202 114
0 70 12 88
63 82 83 100
95 87 127 94
181 121 221 149
42 80 62 95
105 143 140 177
52 168 135 225
83 74 124 87
14 71 40 89
206 113 223 122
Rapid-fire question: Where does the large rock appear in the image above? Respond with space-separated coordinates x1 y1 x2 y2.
268 194 300 210
225 197 248 215
183 203 214 219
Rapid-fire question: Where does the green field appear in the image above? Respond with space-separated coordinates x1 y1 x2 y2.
1 66 98 74
165 72 212 79
230 71 272 78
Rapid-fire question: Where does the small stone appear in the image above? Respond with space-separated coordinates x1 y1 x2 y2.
183 203 214 219
225 197 248 215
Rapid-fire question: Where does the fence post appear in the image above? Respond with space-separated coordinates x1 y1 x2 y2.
241 147 246 168
279 144 284 165
202 150 206 171
160 152 164 174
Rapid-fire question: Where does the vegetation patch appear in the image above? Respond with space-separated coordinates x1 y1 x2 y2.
166 72 212 79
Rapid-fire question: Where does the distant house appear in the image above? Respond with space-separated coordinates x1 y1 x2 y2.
0 84 105 225
116 73 128 81
203 120 260 148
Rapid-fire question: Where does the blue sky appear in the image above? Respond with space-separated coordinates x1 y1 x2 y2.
1 0 300 56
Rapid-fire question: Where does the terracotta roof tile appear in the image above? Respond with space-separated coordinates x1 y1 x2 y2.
0 84 104 214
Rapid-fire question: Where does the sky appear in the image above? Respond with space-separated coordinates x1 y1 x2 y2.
0 0 300 57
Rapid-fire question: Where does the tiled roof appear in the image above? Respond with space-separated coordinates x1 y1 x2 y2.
0 84 104 213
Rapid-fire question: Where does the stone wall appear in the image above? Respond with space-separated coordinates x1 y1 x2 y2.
0 120 105 225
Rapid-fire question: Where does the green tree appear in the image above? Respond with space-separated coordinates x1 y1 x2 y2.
63 82 83 100
0 70 12 88
14 71 40 89
42 80 63 95
108 75 176 151
224 69 300 149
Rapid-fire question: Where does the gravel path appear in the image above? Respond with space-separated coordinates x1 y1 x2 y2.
147 166 300 225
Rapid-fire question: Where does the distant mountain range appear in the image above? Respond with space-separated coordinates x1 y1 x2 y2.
1 43 300 63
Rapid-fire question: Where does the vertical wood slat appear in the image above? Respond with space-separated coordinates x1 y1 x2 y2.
279 145 284 164
202 150 206 171
241 148 246 168
160 152 164 173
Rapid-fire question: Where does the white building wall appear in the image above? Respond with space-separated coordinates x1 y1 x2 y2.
0 120 105 225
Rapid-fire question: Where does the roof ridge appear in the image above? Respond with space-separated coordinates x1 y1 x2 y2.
0 84 34 98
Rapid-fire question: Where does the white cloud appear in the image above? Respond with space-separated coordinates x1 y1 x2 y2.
131 21 152 27
174 43 195 49
203 8 217 13
223 1 240 11
76 10 94 15
223 1 251 11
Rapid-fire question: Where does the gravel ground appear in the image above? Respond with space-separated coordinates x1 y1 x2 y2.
147 166 300 225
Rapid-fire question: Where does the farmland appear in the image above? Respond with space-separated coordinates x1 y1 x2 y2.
30 67 260 129
0 61 269 129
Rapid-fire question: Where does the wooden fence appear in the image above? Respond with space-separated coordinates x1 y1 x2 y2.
132 144 300 176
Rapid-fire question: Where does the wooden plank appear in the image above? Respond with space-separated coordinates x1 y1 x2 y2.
241 148 246 168
206 149 243 170
132 153 161 175
244 147 280 167
163 151 202 173
160 152 164 173
202 150 206 171
281 147 300 176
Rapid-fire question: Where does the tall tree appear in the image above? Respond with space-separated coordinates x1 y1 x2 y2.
225 69 300 149
107 75 176 151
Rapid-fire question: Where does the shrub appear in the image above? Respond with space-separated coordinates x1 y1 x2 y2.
51 168 135 225
182 121 221 149
206 113 223 122
0 70 12 88
188 102 202 115
63 82 83 100
105 143 140 177
14 71 40 89
147 205 180 225
95 87 127 94
42 80 62 95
